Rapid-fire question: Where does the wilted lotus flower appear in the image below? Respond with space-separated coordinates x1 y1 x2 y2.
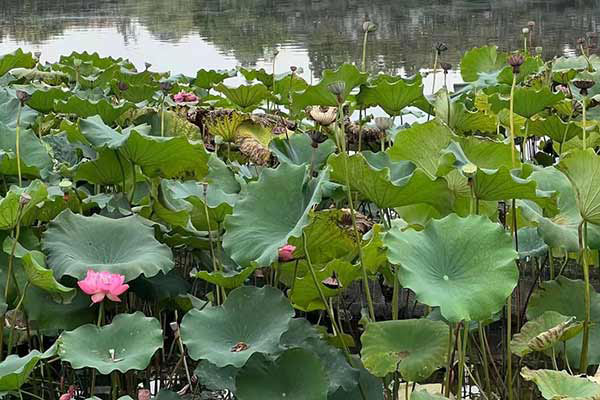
440 62 452 73
173 92 198 103
159 81 173 94
15 90 31 105
77 269 129 303
138 389 151 400
309 106 337 126
278 245 296 262
362 20 377 33
375 116 393 131
290 66 298 73
507 54 524 74
144 62 152 71
19 193 31 206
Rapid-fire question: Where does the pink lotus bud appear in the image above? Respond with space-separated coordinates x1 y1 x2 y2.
77 269 129 303
173 92 198 104
278 245 296 262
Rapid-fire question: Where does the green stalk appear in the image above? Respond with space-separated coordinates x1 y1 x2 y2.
456 323 469 400
7 283 29 355
579 221 591 372
509 74 517 166
478 322 491 397
582 96 587 150
15 103 23 186
392 265 399 320
361 31 369 72
444 324 454 397
91 301 104 396
431 52 439 95
160 96 165 137
129 160 136 204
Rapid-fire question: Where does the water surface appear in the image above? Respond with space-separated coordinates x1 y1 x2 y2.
0 0 598 79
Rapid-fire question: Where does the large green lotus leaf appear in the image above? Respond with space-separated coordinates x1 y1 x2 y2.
558 149 600 225
0 180 47 230
58 312 163 374
236 349 328 400
204 153 244 209
328 152 452 212
58 51 134 70
195 68 236 89
360 319 448 381
329 357 384 400
270 134 336 171
384 214 518 322
287 209 358 265
460 45 507 83
497 56 544 85
517 227 548 258
527 277 600 366
356 78 423 116
129 270 190 302
73 148 134 185
434 89 496 135
27 87 71 113
238 67 274 87
291 64 368 111
54 96 134 125
0 123 52 177
110 80 157 103
180 286 294 368
512 87 564 118
387 119 453 178
271 73 309 107
0 350 49 391
24 288 95 333
42 210 174 281
214 83 269 112
0 49 36 77
22 250 76 303
529 115 582 143
519 166 600 252
194 248 257 289
521 367 600 400
223 163 328 267
78 115 129 148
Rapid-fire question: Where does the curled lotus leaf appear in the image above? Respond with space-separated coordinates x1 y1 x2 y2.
511 311 582 357
360 319 448 382
0 346 55 391
521 367 600 400
58 312 163 374
558 148 600 225
42 210 174 281
180 286 295 368
384 213 518 322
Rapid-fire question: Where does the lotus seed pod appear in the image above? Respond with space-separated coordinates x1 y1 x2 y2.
435 42 448 55
522 27 529 35
309 106 337 126
327 81 346 101
573 79 595 96
528 21 535 28
290 66 297 73
440 62 453 72
461 163 478 177
34 51 41 59
144 62 152 70
535 46 543 55
59 179 73 193
117 81 129 91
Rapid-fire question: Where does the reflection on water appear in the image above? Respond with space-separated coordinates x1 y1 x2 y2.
0 0 599 77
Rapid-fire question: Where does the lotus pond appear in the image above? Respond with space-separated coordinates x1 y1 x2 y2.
0 27 600 400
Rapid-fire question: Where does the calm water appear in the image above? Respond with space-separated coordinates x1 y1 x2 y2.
0 0 599 80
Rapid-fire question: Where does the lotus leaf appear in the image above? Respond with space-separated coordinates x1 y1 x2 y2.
180 286 294 368
558 148 600 225
270 134 336 170
460 45 507 83
42 210 174 281
222 163 328 267
0 349 52 391
521 367 600 400
356 77 423 116
360 319 448 381
214 83 269 112
511 311 582 357
384 214 518 322
22 250 76 303
58 312 163 374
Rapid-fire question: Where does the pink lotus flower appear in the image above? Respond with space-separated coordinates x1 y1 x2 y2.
278 245 296 262
59 385 76 400
77 270 129 303
173 91 198 103
138 389 151 400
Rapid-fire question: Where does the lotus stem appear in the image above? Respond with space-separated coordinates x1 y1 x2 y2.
578 220 591 372
361 31 369 72
431 52 439 95
160 96 165 137
203 186 224 304
392 265 399 320
478 323 491 397
444 324 454 396
509 74 517 166
456 322 469 400
7 282 29 355
302 232 350 353
15 103 23 187
582 96 587 150
129 160 136 203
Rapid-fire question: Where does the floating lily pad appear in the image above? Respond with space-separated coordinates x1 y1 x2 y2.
384 214 518 322
180 286 294 368
58 312 163 374
360 319 448 381
42 210 174 281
